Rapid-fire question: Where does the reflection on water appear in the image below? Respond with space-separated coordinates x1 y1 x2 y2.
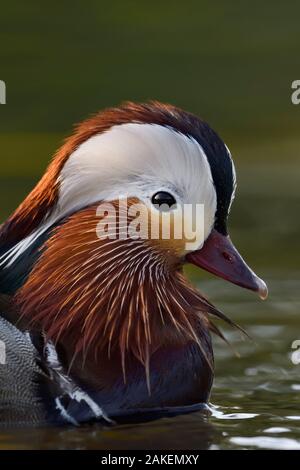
0 167 299 449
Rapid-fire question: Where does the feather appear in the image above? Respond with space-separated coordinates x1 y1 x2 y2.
15 200 241 385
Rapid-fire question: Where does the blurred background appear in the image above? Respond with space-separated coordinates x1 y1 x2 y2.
0 0 300 450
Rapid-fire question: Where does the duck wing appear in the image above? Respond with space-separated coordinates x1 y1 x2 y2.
0 315 47 425
0 298 112 426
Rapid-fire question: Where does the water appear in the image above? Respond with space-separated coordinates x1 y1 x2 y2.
0 166 299 449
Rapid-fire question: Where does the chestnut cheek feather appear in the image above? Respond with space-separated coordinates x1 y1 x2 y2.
14 202 239 385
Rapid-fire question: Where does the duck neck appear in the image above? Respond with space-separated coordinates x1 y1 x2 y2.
15 204 215 381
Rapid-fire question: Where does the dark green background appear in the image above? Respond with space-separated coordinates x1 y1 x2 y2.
0 1 299 272
0 1 299 136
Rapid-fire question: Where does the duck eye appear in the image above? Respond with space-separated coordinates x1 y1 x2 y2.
151 191 177 211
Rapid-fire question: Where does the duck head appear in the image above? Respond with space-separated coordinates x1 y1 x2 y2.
0 102 267 385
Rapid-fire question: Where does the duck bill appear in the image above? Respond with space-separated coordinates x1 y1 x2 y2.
186 229 268 300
